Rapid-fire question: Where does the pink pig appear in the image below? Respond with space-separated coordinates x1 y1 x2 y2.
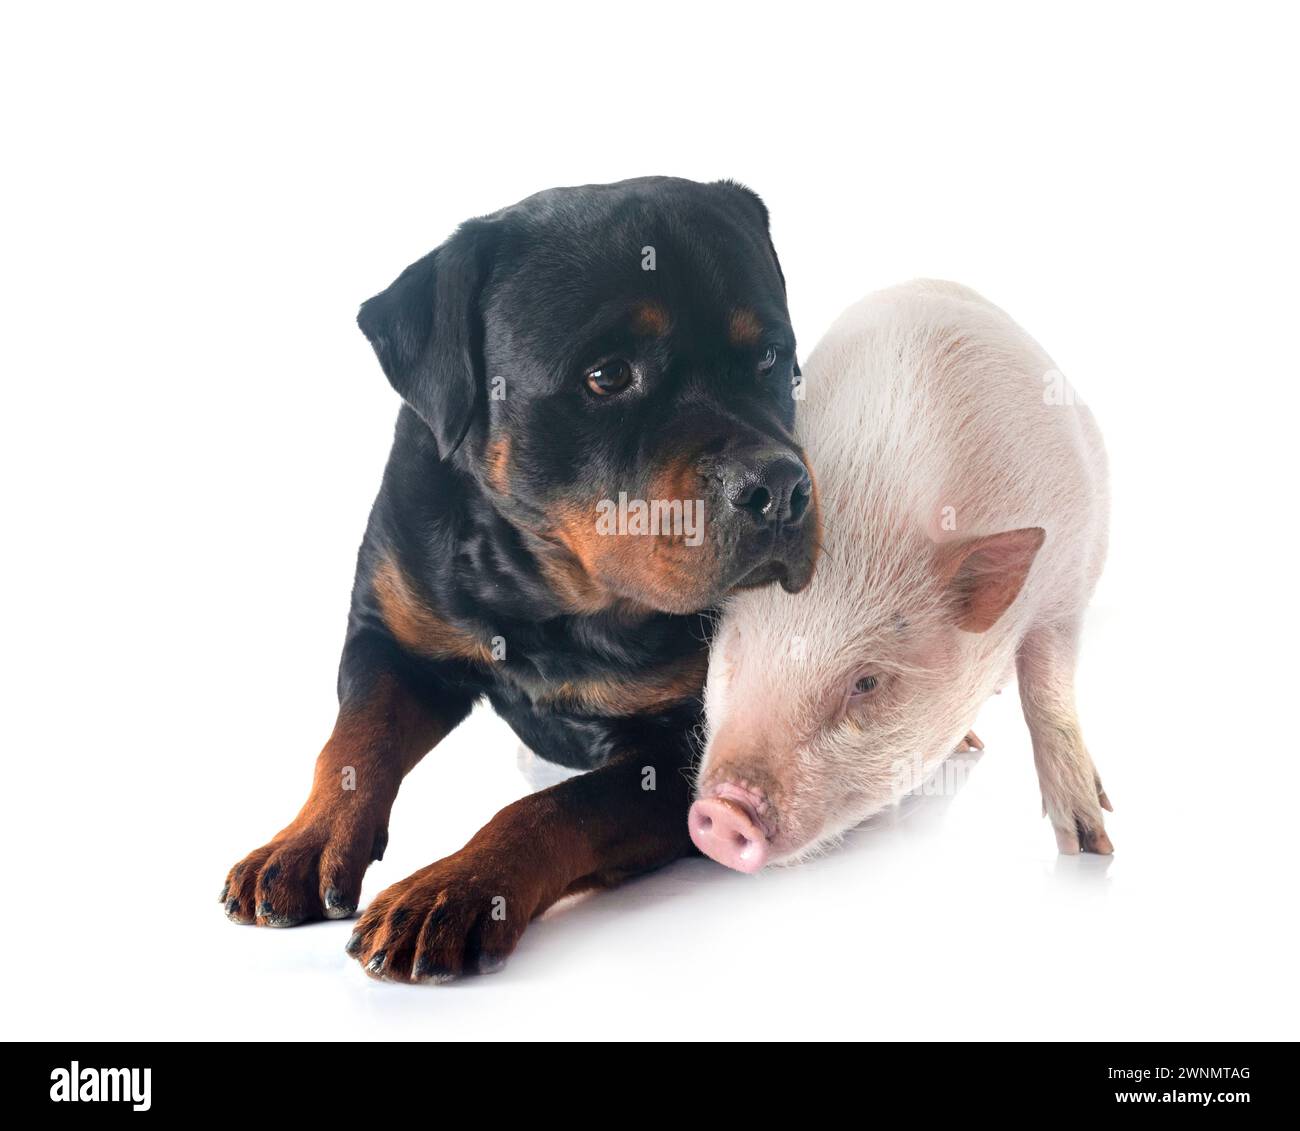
690 280 1111 871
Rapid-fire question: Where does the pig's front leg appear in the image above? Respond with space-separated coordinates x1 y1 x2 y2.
344 736 696 982
1016 620 1113 854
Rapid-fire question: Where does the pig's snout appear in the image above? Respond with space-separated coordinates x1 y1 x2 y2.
689 784 771 873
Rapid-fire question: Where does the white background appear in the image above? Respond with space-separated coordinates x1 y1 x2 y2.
2 2 1297 1041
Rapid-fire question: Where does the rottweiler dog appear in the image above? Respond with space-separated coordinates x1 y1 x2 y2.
220 176 819 981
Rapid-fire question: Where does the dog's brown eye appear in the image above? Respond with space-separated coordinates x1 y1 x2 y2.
757 345 779 373
585 359 634 396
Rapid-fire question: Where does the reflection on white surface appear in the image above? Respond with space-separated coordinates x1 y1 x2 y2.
1051 851 1115 884
7 601 1297 1042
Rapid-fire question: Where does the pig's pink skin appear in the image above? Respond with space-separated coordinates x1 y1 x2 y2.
698 280 1112 866
710 781 774 836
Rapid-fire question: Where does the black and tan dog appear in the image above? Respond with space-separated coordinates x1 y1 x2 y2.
221 177 819 981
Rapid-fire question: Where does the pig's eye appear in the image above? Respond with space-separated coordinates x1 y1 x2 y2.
851 674 880 697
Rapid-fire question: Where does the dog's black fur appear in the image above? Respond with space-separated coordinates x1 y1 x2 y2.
222 177 818 980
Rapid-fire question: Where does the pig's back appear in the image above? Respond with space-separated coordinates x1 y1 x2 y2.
799 280 1108 617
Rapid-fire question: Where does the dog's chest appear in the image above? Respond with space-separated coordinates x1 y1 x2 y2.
494 646 708 718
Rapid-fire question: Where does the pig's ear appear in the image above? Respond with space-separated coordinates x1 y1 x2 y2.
936 528 1046 633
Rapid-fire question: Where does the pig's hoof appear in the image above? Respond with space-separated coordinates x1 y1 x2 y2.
1046 776 1114 855
953 731 984 753
1052 815 1114 855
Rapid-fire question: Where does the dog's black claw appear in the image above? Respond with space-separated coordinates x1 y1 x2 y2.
414 956 453 983
345 930 365 956
224 898 242 919
370 828 389 863
255 900 300 928
366 951 387 975
323 886 355 920
218 883 229 903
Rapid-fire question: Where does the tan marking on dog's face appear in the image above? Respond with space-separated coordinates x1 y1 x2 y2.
537 503 620 613
539 456 722 615
631 301 670 336
372 556 492 664
728 307 763 347
486 435 511 494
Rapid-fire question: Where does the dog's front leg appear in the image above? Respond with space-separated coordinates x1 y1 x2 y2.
345 736 696 982
221 634 474 926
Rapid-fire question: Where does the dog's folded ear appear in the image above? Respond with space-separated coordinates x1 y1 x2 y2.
713 179 788 296
358 219 497 458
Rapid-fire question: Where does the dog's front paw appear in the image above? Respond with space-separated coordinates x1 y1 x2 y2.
221 817 388 927
345 854 529 983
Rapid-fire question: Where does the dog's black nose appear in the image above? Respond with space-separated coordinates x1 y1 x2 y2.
723 450 813 528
